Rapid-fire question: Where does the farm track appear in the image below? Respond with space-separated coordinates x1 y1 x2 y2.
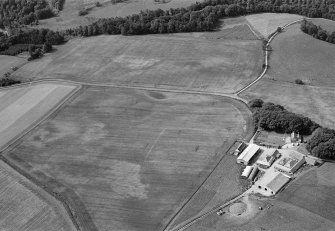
0 18 305 231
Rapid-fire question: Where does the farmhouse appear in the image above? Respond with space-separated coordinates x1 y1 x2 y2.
274 151 305 174
237 144 260 165
255 171 291 195
256 148 279 168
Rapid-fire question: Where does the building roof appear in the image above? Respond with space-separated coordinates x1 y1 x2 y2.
257 148 277 165
277 151 304 170
237 144 259 163
266 172 291 194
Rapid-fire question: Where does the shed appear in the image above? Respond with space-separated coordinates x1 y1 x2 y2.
241 166 253 178
248 165 259 181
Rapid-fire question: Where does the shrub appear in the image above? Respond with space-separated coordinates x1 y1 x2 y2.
78 9 89 16
295 79 304 85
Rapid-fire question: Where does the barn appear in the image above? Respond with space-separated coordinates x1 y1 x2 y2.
237 144 260 165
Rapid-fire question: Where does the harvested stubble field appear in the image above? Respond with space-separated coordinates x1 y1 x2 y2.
0 55 25 76
14 35 262 93
0 82 78 150
5 86 251 231
246 13 303 37
240 21 335 129
0 160 76 231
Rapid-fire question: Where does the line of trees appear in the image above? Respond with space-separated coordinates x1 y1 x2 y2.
249 99 319 135
65 0 335 37
301 19 335 44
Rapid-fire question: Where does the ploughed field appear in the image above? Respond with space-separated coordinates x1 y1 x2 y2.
14 34 263 94
4 87 251 231
0 82 78 150
0 160 76 231
241 19 335 129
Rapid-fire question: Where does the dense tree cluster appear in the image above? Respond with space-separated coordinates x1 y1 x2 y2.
0 0 54 28
301 19 335 44
307 128 335 159
0 78 20 87
249 99 319 135
0 28 63 53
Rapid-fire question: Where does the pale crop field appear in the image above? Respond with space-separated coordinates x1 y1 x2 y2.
246 13 303 37
5 87 251 231
0 55 25 77
0 83 78 151
14 34 263 93
0 161 76 231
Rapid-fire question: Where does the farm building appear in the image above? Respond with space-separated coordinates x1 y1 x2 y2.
237 144 260 165
255 171 291 195
256 148 279 168
274 151 305 174
241 165 253 178
233 142 248 156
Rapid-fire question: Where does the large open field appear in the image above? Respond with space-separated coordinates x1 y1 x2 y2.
0 55 26 77
240 20 335 129
0 83 78 151
246 13 303 37
4 86 251 231
13 35 263 93
0 160 76 231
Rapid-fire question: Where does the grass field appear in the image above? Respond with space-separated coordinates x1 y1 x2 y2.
0 83 78 151
267 23 335 87
13 35 263 93
203 24 258 40
0 55 26 77
187 194 335 231
240 20 335 129
278 163 335 223
0 160 76 231
310 18 335 31
246 13 303 37
5 86 251 231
